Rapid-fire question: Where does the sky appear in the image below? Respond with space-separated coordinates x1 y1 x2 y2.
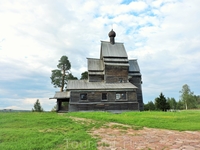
0 0 200 111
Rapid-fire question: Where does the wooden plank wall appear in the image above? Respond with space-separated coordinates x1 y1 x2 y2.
105 65 128 83
89 75 104 82
70 91 137 103
69 103 139 111
129 76 143 110
69 91 138 111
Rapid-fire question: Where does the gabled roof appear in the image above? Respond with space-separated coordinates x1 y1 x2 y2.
50 91 70 99
129 59 140 72
100 41 128 59
67 80 137 91
128 59 141 76
87 58 103 71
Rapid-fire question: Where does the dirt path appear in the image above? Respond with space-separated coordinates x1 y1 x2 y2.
92 122 200 150
69 117 200 150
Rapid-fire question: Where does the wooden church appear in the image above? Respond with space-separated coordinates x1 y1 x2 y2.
51 29 143 112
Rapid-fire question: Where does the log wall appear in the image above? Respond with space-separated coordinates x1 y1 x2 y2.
105 65 128 83
129 76 143 110
89 75 104 82
69 102 139 112
69 90 138 111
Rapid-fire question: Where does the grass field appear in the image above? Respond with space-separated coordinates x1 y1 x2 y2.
0 112 103 150
67 110 200 131
1 110 200 150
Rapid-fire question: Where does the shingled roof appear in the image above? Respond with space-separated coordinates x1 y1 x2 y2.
129 59 141 76
100 41 128 59
67 80 137 91
50 91 70 99
87 58 103 71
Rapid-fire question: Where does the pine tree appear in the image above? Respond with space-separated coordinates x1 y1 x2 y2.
50 56 77 91
32 99 44 112
155 93 169 111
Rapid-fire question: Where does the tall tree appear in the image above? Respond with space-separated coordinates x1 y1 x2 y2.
80 71 88 80
176 100 184 110
194 95 200 108
179 84 195 110
155 93 169 111
167 97 177 110
32 99 44 112
50 56 77 91
144 101 155 111
68 73 78 80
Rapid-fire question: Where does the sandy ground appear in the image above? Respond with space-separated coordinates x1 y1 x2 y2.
91 122 200 150
69 117 200 150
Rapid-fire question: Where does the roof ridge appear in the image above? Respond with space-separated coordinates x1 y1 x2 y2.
101 41 124 44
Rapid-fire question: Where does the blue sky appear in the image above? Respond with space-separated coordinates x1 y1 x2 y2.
0 0 200 111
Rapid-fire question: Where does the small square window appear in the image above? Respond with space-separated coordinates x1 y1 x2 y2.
119 78 123 83
102 93 107 100
116 92 126 100
116 93 121 100
80 93 87 100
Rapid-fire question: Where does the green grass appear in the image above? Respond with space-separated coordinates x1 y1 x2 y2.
1 110 200 150
0 112 103 150
66 110 200 131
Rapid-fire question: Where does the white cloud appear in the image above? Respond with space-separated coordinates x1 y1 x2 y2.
23 98 56 111
0 97 56 111
5 106 22 110
100 1 147 17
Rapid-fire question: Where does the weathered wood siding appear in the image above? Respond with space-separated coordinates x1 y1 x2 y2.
70 92 79 102
89 75 104 82
70 91 137 103
105 65 128 83
127 91 137 101
69 103 139 112
88 92 102 102
129 76 143 110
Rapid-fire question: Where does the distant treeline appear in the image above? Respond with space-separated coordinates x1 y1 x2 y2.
0 109 31 112
144 84 200 111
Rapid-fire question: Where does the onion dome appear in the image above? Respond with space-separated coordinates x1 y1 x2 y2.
108 29 116 37
108 29 116 44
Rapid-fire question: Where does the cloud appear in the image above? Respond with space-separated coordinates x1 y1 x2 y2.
0 98 56 111
100 1 148 16
5 106 22 110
